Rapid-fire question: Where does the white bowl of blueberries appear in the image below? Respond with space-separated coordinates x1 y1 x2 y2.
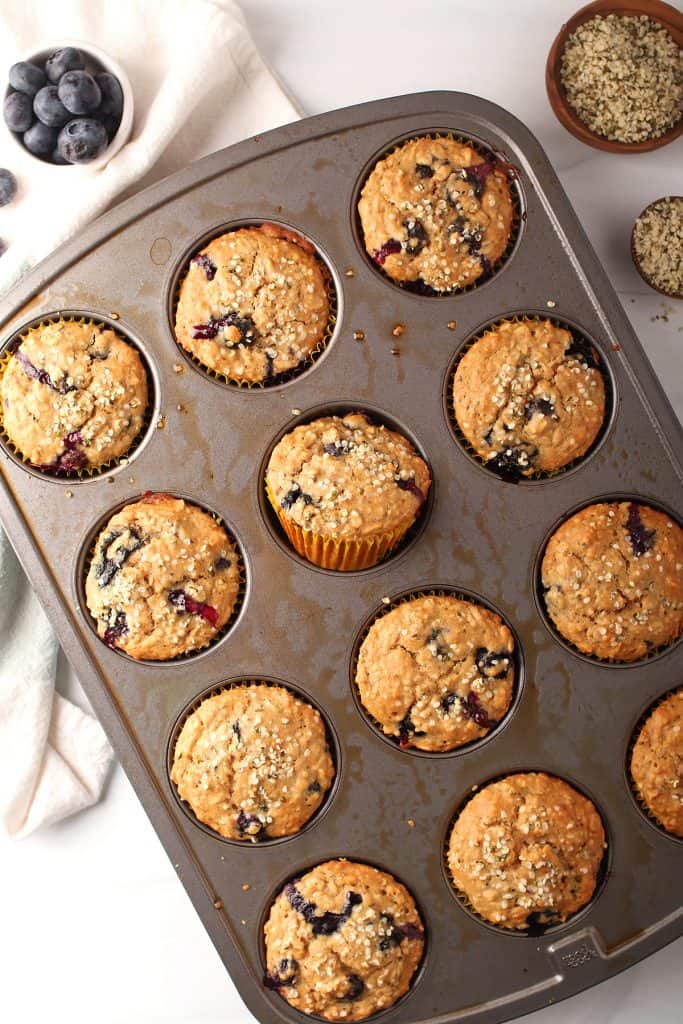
2 41 133 170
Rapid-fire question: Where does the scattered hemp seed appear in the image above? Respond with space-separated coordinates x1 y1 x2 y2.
353 329 365 341
156 415 167 430
172 363 185 375
546 299 557 308
447 320 457 330
390 347 401 356
632 198 683 297
128 477 135 484
291 407 301 416
119 457 128 466
110 312 120 320
381 595 391 605
242 883 251 891
214 899 222 910
560 14 682 143
407 818 415 828
64 489 73 498
392 324 405 337
176 403 186 413
345 268 355 277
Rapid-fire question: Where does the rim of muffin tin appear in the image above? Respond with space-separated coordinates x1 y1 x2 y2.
0 310 160 484
166 676 342 848
441 769 612 939
624 685 683 845
256 855 429 1022
74 491 249 666
442 312 617 485
533 491 683 669
351 128 526 299
348 585 525 759
257 402 435 577
167 219 341 391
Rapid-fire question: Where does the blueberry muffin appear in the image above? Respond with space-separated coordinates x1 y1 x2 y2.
265 412 431 570
447 773 606 930
174 223 330 384
171 684 334 840
85 493 240 659
355 594 515 751
358 135 514 293
541 502 683 661
453 319 606 478
630 690 683 837
0 318 148 473
264 860 424 1021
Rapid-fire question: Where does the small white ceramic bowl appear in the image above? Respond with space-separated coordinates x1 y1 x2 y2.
3 39 133 172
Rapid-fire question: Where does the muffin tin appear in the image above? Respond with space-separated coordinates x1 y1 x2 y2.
0 92 681 1024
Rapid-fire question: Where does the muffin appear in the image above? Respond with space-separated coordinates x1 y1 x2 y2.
264 860 424 1021
171 684 334 840
265 412 431 571
630 690 683 837
174 223 330 384
541 501 683 661
355 594 515 751
358 135 514 292
0 318 148 473
447 773 606 931
85 493 241 659
453 319 606 478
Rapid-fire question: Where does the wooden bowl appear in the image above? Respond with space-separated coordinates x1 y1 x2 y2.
546 0 683 153
631 196 683 299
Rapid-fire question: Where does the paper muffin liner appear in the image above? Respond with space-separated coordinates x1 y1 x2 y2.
81 494 246 662
443 770 610 936
356 131 523 296
167 677 338 844
171 223 338 389
446 313 613 482
350 587 520 754
627 686 683 841
0 314 153 481
266 480 416 571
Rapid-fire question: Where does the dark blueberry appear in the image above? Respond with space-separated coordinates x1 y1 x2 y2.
0 168 18 207
343 974 365 1001
478 253 492 276
415 162 434 178
426 627 451 660
103 610 128 648
379 914 424 950
523 397 555 421
190 253 217 280
41 430 88 474
33 86 71 127
403 218 428 255
94 72 123 121
58 70 102 115
191 311 257 345
280 485 314 511
44 47 85 84
232 720 241 741
236 810 265 838
264 957 299 990
465 158 498 197
564 334 600 368
461 691 496 729
487 443 538 481
526 909 562 936
3 91 33 133
625 503 656 557
57 118 108 163
96 528 145 586
13 347 75 393
475 647 512 679
215 556 232 571
51 148 69 165
371 238 402 266
397 713 425 749
23 121 58 158
441 692 457 714
285 883 362 936
168 589 219 626
101 113 122 141
307 779 321 794
395 476 425 502
9 61 46 97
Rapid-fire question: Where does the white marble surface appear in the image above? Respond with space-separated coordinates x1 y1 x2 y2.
2 1 682 1022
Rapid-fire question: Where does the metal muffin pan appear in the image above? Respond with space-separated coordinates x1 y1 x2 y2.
0 92 681 1024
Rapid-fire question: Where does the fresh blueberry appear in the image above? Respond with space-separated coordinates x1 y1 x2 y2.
285 883 362 936
626 503 656 557
0 168 18 207
403 218 428 255
57 118 108 163
94 72 123 120
58 70 102 115
23 121 58 158
33 86 71 127
44 47 85 84
3 91 33 132
190 253 217 280
371 238 401 266
50 148 69 165
100 114 122 141
9 61 46 97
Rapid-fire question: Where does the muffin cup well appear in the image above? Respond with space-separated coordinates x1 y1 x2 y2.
353 130 524 297
626 686 683 843
169 220 340 390
0 313 156 482
444 313 614 483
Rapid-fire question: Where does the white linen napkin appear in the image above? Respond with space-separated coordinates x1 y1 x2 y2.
0 0 300 838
